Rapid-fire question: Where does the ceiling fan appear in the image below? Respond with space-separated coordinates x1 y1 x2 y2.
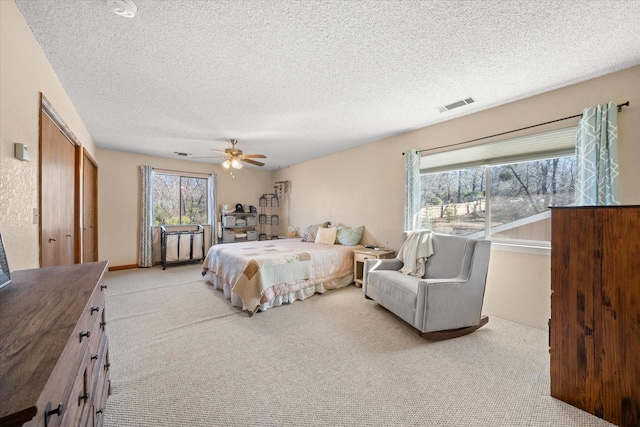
205 139 267 169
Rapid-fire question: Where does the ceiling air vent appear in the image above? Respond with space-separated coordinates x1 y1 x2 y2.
172 152 192 157
438 97 476 113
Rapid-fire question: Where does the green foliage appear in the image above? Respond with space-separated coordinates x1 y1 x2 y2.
463 191 483 202
444 205 457 223
153 174 208 225
498 168 513 182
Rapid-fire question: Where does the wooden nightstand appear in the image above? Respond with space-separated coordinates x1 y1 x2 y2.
353 248 395 287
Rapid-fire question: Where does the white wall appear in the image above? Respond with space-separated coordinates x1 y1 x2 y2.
274 66 640 329
0 0 97 270
96 149 274 267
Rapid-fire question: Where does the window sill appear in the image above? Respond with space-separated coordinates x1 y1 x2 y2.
490 241 550 256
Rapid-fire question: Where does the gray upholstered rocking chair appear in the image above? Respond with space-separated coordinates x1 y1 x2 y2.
363 231 491 340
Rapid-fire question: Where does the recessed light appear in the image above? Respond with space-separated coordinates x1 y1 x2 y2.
107 0 137 18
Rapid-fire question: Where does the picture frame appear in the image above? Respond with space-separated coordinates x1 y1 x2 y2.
0 233 11 289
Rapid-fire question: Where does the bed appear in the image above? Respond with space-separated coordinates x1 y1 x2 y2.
202 238 360 314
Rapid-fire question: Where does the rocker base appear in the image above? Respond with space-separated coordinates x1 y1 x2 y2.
420 315 489 340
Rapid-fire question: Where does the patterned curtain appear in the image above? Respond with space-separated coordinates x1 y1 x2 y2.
138 165 154 267
404 149 423 231
208 174 217 246
575 101 619 205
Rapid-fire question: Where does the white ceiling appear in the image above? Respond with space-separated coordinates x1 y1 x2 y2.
15 0 640 170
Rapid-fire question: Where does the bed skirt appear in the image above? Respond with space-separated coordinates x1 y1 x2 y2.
206 272 354 312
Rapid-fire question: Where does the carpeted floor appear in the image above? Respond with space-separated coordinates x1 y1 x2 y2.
102 264 613 427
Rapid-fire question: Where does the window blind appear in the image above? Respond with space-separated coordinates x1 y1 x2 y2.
153 168 211 179
420 126 578 174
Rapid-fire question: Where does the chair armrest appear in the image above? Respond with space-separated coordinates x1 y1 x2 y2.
362 258 403 293
415 279 484 332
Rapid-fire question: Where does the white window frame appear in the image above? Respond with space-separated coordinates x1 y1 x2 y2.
420 127 578 252
153 169 211 226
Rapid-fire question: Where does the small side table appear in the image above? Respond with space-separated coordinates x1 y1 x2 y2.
353 248 395 287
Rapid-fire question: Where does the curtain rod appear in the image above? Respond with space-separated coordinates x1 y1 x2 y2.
407 101 629 155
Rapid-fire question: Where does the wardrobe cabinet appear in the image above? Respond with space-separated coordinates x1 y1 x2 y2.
550 206 640 427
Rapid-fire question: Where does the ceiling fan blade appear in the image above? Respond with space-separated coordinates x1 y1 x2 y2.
209 149 228 155
191 154 227 159
242 158 265 166
242 154 267 159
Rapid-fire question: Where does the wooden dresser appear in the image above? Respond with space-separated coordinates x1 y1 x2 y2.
550 207 640 426
0 261 111 427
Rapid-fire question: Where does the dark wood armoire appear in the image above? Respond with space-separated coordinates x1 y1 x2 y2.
550 206 640 427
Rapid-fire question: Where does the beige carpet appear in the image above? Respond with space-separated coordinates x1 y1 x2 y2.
102 264 613 427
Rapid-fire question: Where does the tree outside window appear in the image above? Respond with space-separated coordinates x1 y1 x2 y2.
420 155 576 242
153 174 208 225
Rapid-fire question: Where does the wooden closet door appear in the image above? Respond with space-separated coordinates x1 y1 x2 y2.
40 112 76 267
82 150 98 262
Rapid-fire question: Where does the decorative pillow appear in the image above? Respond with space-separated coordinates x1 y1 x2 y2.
301 221 331 242
315 227 337 245
335 225 364 246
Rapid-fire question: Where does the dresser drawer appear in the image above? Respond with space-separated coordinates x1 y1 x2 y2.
91 337 110 427
354 252 371 263
88 306 105 365
60 349 92 427
90 335 109 396
30 325 91 427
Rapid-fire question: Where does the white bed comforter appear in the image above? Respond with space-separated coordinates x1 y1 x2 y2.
203 239 358 312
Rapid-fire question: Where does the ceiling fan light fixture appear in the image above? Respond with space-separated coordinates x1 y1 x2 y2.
222 159 231 169
231 158 242 169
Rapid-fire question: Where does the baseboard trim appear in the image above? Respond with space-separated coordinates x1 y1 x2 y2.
108 264 138 271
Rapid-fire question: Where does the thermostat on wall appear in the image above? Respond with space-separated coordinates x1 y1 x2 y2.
14 143 30 161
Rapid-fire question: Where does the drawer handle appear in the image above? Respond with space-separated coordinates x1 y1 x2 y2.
78 392 89 404
91 354 98 361
44 402 64 426
79 330 90 342
104 362 111 371
100 320 107 329
90 306 100 314
101 284 108 290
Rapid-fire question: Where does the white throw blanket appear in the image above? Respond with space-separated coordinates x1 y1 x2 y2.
396 230 434 277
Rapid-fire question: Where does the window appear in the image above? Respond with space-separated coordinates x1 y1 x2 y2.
419 127 577 244
153 172 208 225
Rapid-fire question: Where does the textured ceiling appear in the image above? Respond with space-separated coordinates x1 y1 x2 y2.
15 0 640 170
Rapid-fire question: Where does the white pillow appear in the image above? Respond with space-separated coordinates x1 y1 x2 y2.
314 227 337 245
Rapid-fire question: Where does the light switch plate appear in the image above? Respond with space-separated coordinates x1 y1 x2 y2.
15 143 30 161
